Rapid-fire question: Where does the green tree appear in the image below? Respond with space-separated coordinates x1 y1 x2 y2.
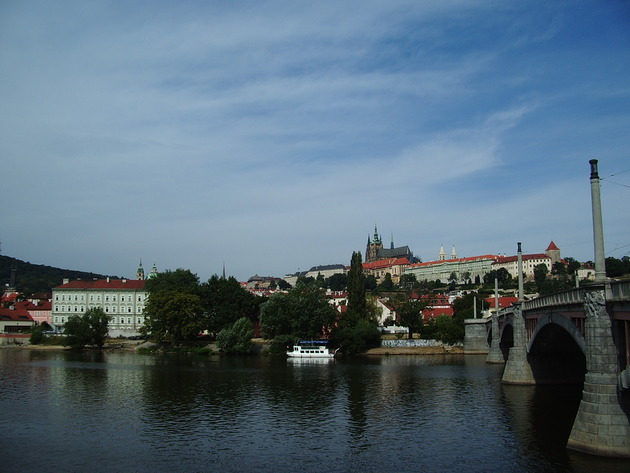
398 273 418 291
200 275 260 335
259 282 337 343
346 251 368 320
142 291 204 342
145 268 201 295
364 274 378 291
533 264 549 290
216 317 254 354
378 273 394 291
606 257 626 278
483 268 512 287
551 261 567 277
392 293 431 339
30 325 44 345
64 307 110 349
330 251 380 354
424 314 463 345
315 273 326 288
326 273 348 291
277 279 292 290
564 257 581 276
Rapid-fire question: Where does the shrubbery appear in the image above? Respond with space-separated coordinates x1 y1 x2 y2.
216 317 254 354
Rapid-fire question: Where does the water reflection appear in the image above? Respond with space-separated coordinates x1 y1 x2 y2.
0 350 629 473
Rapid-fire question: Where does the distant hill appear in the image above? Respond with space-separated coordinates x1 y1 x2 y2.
0 255 117 295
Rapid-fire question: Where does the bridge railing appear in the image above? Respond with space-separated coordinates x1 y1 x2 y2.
522 287 586 311
520 280 629 310
609 280 630 301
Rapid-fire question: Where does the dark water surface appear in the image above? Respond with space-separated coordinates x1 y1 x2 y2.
0 349 628 473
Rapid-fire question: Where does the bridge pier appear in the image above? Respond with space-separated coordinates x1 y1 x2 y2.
502 305 534 384
463 318 489 354
567 288 630 457
486 312 504 364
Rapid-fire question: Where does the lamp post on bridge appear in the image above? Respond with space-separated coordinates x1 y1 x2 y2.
566 160 630 457
589 159 607 283
501 242 534 384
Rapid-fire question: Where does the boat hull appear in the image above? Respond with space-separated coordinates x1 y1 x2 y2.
287 352 335 359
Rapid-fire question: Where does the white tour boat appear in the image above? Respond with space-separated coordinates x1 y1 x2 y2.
287 341 337 359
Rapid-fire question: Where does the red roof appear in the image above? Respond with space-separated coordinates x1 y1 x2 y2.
408 255 500 268
494 254 549 264
546 241 560 251
54 279 146 290
0 308 33 322
484 296 519 309
423 306 454 318
363 257 411 270
14 301 52 311
1 292 19 303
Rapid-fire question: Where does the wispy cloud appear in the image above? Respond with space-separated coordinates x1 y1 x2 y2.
1 0 629 280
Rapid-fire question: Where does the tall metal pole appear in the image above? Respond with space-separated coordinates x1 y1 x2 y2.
517 242 524 301
494 278 499 314
589 160 607 283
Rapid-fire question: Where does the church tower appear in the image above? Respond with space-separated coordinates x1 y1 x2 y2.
147 261 158 279
366 225 383 263
451 245 457 260
137 259 145 280
439 245 446 261
545 241 561 264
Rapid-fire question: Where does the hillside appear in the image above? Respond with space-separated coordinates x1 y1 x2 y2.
0 255 116 295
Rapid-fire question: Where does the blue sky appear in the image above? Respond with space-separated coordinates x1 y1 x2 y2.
1 0 629 282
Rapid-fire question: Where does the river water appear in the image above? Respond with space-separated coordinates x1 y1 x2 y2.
0 349 628 473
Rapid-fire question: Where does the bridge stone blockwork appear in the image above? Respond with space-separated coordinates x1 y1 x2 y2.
567 288 630 457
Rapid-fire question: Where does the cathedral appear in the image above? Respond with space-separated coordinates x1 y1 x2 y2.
365 226 415 263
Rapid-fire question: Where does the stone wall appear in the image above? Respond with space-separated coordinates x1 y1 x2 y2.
381 339 440 348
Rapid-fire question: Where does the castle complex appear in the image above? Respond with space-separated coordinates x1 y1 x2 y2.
365 226 415 263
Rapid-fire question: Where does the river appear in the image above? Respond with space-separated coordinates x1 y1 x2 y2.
0 349 628 473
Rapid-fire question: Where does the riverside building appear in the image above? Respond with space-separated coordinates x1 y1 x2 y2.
51 260 157 337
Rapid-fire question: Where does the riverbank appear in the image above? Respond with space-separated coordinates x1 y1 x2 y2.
364 345 464 355
7 338 463 355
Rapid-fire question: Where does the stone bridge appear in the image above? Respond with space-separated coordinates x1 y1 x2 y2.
464 280 630 457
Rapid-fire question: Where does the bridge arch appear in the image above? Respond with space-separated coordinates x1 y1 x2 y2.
527 312 586 354
527 312 586 385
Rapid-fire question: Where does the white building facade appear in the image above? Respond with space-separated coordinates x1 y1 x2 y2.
404 255 499 284
52 278 148 337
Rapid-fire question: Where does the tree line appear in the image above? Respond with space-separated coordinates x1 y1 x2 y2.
139 253 382 354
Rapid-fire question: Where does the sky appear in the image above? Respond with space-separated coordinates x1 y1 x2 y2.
1 0 629 282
